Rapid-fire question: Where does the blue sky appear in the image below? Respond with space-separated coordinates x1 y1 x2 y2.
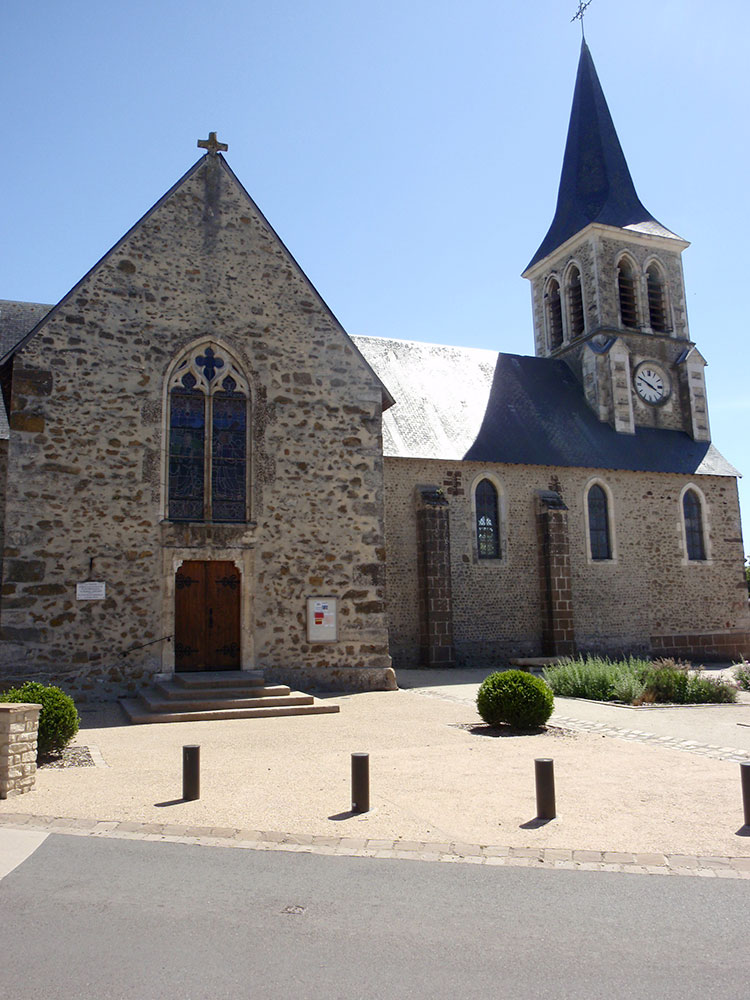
3 0 749 545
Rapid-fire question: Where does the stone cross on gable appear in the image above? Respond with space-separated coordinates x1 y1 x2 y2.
197 131 228 155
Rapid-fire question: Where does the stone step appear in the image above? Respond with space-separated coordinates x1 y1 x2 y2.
154 681 292 701
172 670 265 689
139 691 314 713
120 699 340 725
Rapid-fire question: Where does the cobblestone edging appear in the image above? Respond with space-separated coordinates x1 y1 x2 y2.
0 813 748 880
551 714 750 763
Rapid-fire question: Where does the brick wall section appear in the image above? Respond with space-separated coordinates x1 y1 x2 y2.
0 703 40 798
536 492 576 656
415 487 455 667
651 630 750 662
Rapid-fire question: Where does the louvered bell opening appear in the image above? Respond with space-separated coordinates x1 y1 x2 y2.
618 264 638 329
568 269 585 337
546 281 563 350
647 266 669 333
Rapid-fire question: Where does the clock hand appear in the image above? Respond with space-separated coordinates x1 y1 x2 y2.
640 376 659 392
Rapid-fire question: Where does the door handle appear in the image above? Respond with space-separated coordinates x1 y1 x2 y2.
209 608 214 630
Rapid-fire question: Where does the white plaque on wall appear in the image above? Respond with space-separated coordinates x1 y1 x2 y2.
76 581 106 601
306 597 338 643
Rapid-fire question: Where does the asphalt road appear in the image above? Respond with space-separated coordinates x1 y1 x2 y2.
1 832 748 999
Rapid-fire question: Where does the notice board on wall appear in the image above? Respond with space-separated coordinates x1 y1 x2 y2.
306 597 338 643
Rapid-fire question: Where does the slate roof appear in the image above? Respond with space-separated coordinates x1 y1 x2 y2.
525 41 683 272
0 301 736 477
0 301 53 438
0 300 52 358
353 335 737 477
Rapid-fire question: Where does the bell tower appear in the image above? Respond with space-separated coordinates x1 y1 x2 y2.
522 41 710 442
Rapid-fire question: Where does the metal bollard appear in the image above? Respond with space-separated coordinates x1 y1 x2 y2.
183 745 200 801
351 752 370 813
535 757 556 820
742 762 750 828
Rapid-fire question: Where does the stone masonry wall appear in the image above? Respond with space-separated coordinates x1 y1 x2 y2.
384 457 749 667
0 155 391 698
0 703 40 798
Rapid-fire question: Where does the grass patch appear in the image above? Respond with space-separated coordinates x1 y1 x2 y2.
543 656 737 706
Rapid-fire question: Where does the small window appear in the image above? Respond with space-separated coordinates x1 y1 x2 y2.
617 258 639 329
475 479 500 559
587 484 611 560
545 279 563 351
647 263 669 332
567 265 585 338
683 489 706 561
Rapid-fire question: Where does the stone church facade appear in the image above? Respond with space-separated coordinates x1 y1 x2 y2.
0 46 748 699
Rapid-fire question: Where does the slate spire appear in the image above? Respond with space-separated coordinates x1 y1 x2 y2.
525 41 680 272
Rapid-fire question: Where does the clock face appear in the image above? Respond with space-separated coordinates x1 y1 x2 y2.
634 363 670 404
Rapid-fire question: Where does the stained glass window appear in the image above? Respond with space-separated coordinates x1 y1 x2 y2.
588 484 611 560
168 389 205 520
476 479 500 559
212 393 247 522
167 349 248 523
683 490 706 561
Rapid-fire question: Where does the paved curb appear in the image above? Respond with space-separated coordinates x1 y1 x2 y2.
551 714 750 762
1 813 748 880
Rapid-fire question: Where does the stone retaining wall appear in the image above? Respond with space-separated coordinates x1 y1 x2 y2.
0 702 40 798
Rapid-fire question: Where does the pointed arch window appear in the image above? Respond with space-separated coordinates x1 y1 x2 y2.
682 489 706 561
168 345 249 522
647 263 669 332
617 258 639 329
566 265 585 338
475 479 501 559
587 483 611 560
545 278 563 351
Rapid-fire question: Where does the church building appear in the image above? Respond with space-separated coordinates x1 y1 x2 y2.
1 42 748 701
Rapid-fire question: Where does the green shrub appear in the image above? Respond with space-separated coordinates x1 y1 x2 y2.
684 674 737 704
610 670 646 704
476 670 554 729
644 663 690 704
735 661 750 692
0 681 79 757
543 655 652 701
544 655 736 705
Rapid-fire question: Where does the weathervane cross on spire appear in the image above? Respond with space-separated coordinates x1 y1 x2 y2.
571 0 593 37
197 131 228 155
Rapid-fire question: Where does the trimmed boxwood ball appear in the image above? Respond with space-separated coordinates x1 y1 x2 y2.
476 670 554 729
0 681 79 757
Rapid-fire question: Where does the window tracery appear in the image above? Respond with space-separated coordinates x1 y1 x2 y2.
167 345 249 522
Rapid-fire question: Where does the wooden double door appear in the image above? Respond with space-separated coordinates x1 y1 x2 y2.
174 561 241 672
